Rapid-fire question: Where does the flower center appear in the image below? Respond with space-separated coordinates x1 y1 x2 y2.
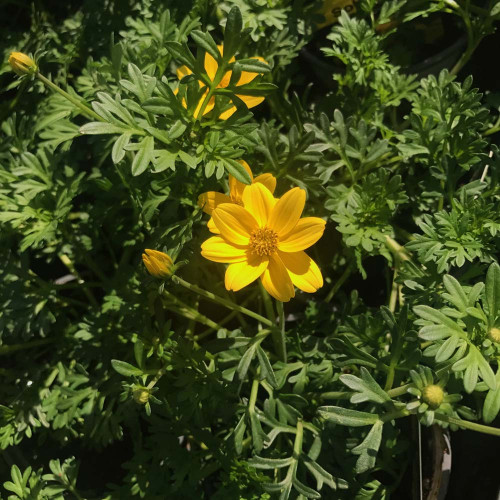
249 227 278 256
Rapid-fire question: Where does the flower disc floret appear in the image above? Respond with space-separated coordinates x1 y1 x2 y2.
249 227 278 256
422 384 444 408
201 183 326 301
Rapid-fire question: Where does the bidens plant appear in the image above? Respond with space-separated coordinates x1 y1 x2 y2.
2 1 500 499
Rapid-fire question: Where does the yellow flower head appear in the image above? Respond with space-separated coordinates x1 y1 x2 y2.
198 160 277 233
176 44 266 119
8 52 37 76
201 183 325 302
142 249 173 279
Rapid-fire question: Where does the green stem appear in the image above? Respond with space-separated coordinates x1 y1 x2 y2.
434 413 500 436
292 419 304 458
272 300 287 363
172 275 274 328
325 260 354 303
36 72 102 122
319 383 410 401
162 290 221 331
0 338 54 356
385 236 411 263
59 254 98 307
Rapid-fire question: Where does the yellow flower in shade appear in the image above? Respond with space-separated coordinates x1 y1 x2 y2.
8 52 37 75
142 249 173 278
201 183 325 302
176 45 266 119
198 160 277 234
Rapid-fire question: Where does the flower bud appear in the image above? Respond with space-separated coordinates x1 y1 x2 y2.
142 249 173 279
489 327 500 343
132 386 150 404
8 52 37 76
422 384 444 408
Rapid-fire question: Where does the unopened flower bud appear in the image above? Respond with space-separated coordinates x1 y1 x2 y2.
422 384 444 408
8 52 37 75
489 327 500 343
142 249 173 279
132 386 150 404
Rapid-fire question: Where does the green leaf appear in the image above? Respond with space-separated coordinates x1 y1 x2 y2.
233 58 270 74
352 420 383 473
248 456 294 469
79 122 127 135
485 262 500 322
111 132 131 164
340 367 391 404
168 120 187 140
223 6 243 60
442 275 468 311
191 30 221 62
483 369 500 423
131 136 154 176
256 346 278 388
111 359 143 377
318 406 380 426
221 158 252 184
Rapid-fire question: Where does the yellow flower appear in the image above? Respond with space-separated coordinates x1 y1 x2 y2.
8 52 37 76
142 249 173 278
176 45 266 119
198 160 276 234
201 183 325 302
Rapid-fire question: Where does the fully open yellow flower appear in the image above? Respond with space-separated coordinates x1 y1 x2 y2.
198 160 276 233
176 45 265 119
142 249 173 278
201 183 325 302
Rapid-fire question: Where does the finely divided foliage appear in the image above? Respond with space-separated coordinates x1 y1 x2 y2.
1 1 500 498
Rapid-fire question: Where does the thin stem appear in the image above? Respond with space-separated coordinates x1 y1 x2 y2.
59 254 98 307
385 236 411 263
434 413 500 436
36 72 102 122
325 260 354 303
272 300 287 363
292 420 304 458
0 338 54 356
162 290 221 331
172 276 275 328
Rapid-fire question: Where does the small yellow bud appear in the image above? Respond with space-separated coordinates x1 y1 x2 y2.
422 384 444 408
8 52 37 75
132 386 150 404
489 327 500 343
142 249 173 279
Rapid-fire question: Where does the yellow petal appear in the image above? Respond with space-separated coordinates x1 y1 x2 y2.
198 192 232 215
218 105 237 120
229 160 253 203
207 217 220 234
260 254 295 302
225 254 268 291
278 217 326 252
278 251 323 293
204 51 218 82
268 187 306 237
212 203 257 245
193 90 214 118
254 173 277 194
236 94 265 110
201 236 247 263
241 183 275 227
219 70 233 89
236 57 267 85
176 65 192 80
142 249 173 278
